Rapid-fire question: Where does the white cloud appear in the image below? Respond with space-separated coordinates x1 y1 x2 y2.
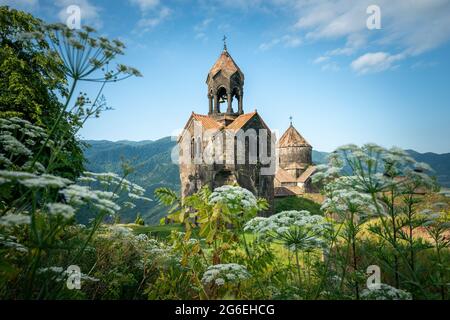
285 0 450 73
136 7 171 31
129 0 159 12
313 56 329 64
210 0 263 10
351 52 404 74
194 18 212 41
259 34 301 51
295 1 450 53
129 0 170 34
55 0 102 29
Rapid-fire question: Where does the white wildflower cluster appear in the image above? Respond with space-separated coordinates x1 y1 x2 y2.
421 204 450 230
134 233 149 242
108 225 133 237
381 147 435 190
382 147 415 166
134 236 177 269
122 201 136 209
361 283 412 300
0 153 13 168
321 182 379 219
60 184 121 215
0 213 31 227
128 192 152 202
146 239 174 257
209 185 258 211
312 165 342 183
316 144 435 216
79 171 152 204
402 168 436 190
21 160 46 173
0 117 49 170
201 263 251 286
0 235 28 253
37 266 99 283
312 152 343 184
81 171 151 202
46 203 76 219
244 210 330 250
100 227 174 262
171 231 201 247
0 133 32 157
0 170 72 189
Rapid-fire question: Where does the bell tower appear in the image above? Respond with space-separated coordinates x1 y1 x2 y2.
206 37 244 124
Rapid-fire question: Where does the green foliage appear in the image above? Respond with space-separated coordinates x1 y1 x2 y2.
0 6 84 179
0 6 66 123
134 214 145 226
275 196 323 215
0 7 142 300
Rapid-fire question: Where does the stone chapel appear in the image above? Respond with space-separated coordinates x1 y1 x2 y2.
178 43 275 214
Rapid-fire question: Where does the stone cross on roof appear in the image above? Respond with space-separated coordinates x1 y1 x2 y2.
223 35 227 51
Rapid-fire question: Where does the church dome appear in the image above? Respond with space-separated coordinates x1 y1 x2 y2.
279 124 311 148
207 49 244 81
278 123 312 178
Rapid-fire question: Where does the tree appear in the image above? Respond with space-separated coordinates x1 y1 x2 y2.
0 6 84 178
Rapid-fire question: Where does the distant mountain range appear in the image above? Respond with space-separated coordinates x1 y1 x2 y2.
83 138 179 224
83 138 450 224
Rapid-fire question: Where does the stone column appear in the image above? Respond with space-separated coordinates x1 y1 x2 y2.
208 94 213 114
226 93 233 114
214 94 220 113
238 93 243 114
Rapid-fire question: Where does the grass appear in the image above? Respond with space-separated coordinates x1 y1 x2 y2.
129 223 201 239
274 196 323 215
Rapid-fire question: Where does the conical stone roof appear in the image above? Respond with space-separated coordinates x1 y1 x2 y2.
208 49 244 80
279 124 310 147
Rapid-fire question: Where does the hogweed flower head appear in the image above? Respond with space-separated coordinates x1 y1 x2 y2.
244 210 330 251
208 185 264 215
201 263 251 286
361 283 412 300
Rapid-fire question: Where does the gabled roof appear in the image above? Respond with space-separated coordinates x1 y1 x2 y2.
179 111 271 142
191 113 222 130
275 165 317 184
275 167 297 183
279 124 310 148
274 186 304 197
208 49 244 80
298 166 317 183
284 162 308 170
226 112 257 130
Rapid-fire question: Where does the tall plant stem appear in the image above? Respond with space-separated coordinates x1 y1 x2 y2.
238 221 265 297
30 79 78 169
390 190 400 288
351 232 359 299
295 250 302 288
436 243 446 300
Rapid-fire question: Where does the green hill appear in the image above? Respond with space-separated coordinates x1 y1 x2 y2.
83 137 179 224
83 138 450 224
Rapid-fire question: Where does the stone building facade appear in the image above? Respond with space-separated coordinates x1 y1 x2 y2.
274 123 317 196
178 46 275 214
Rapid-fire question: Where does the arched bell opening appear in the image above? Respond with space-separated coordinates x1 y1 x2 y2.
214 86 228 113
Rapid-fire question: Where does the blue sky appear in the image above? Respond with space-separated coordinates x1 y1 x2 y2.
3 0 450 153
